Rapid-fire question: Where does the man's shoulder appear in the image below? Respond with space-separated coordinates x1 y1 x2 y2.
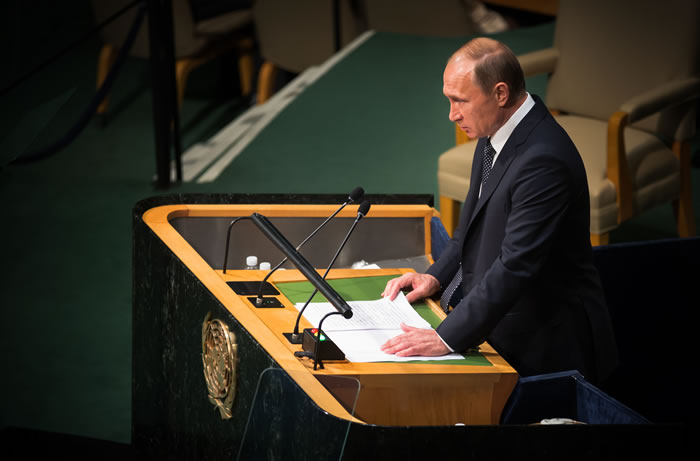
520 111 574 151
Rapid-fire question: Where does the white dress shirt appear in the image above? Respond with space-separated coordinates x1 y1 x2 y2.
478 93 535 197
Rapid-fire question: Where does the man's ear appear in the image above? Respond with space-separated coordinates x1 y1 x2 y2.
494 82 510 106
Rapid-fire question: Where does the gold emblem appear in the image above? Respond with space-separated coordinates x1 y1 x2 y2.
202 312 238 419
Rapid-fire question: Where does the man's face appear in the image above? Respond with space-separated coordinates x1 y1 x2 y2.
443 58 502 139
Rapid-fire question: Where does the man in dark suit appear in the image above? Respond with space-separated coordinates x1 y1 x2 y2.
381 37 618 384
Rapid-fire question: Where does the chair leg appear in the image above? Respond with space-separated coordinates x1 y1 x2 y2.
590 232 609 246
256 61 278 104
96 43 116 116
236 38 255 96
672 141 696 237
439 196 460 238
175 58 202 111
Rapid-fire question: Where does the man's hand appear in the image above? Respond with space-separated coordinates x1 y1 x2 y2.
381 272 440 303
380 323 450 357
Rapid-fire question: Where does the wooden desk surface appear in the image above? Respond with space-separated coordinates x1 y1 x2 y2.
220 268 513 375
221 267 517 425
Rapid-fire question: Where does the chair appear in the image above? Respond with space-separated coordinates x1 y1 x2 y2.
437 0 699 245
252 1 509 105
92 0 255 118
252 0 365 104
361 0 495 37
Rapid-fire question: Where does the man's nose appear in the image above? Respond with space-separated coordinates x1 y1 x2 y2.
448 105 461 122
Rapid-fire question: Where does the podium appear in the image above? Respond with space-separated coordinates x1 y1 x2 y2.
133 197 517 458
133 195 685 459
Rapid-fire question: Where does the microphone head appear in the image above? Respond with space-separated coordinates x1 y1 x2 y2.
348 187 364 203
357 200 371 218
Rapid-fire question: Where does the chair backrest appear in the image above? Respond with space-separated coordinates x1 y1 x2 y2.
361 0 478 37
545 0 699 138
92 0 207 59
170 0 206 57
253 0 365 73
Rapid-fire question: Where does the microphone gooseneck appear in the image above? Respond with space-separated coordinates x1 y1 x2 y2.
250 213 353 319
222 216 251 274
292 200 371 336
254 187 365 305
313 311 345 370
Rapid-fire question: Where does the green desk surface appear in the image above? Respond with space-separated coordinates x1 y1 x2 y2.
276 274 491 366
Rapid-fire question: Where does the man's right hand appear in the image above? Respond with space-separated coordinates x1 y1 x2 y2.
381 272 441 304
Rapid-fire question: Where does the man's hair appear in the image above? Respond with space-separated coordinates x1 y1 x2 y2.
456 38 525 105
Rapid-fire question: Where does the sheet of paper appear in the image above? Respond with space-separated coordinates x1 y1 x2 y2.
327 329 466 362
294 292 464 362
294 291 430 331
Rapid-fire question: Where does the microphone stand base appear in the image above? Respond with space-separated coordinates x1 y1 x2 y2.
247 296 284 308
227 281 279 296
283 332 304 344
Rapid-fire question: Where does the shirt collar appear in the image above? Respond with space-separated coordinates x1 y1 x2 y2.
488 92 535 153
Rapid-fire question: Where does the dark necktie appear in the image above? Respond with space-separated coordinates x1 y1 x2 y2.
481 137 496 185
440 263 462 313
440 139 496 313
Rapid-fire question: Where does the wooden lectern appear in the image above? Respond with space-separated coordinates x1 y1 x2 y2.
133 197 517 459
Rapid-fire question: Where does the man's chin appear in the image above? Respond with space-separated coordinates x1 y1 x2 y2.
465 129 485 139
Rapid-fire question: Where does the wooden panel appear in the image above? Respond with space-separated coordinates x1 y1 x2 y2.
147 203 436 259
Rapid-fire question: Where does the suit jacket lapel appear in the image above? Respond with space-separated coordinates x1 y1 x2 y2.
458 138 485 228
465 95 550 233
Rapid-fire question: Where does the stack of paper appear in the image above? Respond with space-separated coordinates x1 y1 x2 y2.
295 292 464 362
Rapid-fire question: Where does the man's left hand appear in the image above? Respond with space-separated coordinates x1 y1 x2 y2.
380 323 450 357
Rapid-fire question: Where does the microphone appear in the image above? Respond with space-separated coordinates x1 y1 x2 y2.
253 187 364 306
348 186 365 204
356 200 371 219
287 200 371 344
249 213 353 319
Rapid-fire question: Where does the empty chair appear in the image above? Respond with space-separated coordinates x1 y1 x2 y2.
92 0 254 118
252 0 365 104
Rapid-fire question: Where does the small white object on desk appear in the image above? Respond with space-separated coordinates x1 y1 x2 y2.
351 260 381 269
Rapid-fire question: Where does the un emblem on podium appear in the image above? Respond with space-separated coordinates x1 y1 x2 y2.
202 312 238 419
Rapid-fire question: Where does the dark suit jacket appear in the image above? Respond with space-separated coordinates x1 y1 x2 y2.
428 95 618 384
